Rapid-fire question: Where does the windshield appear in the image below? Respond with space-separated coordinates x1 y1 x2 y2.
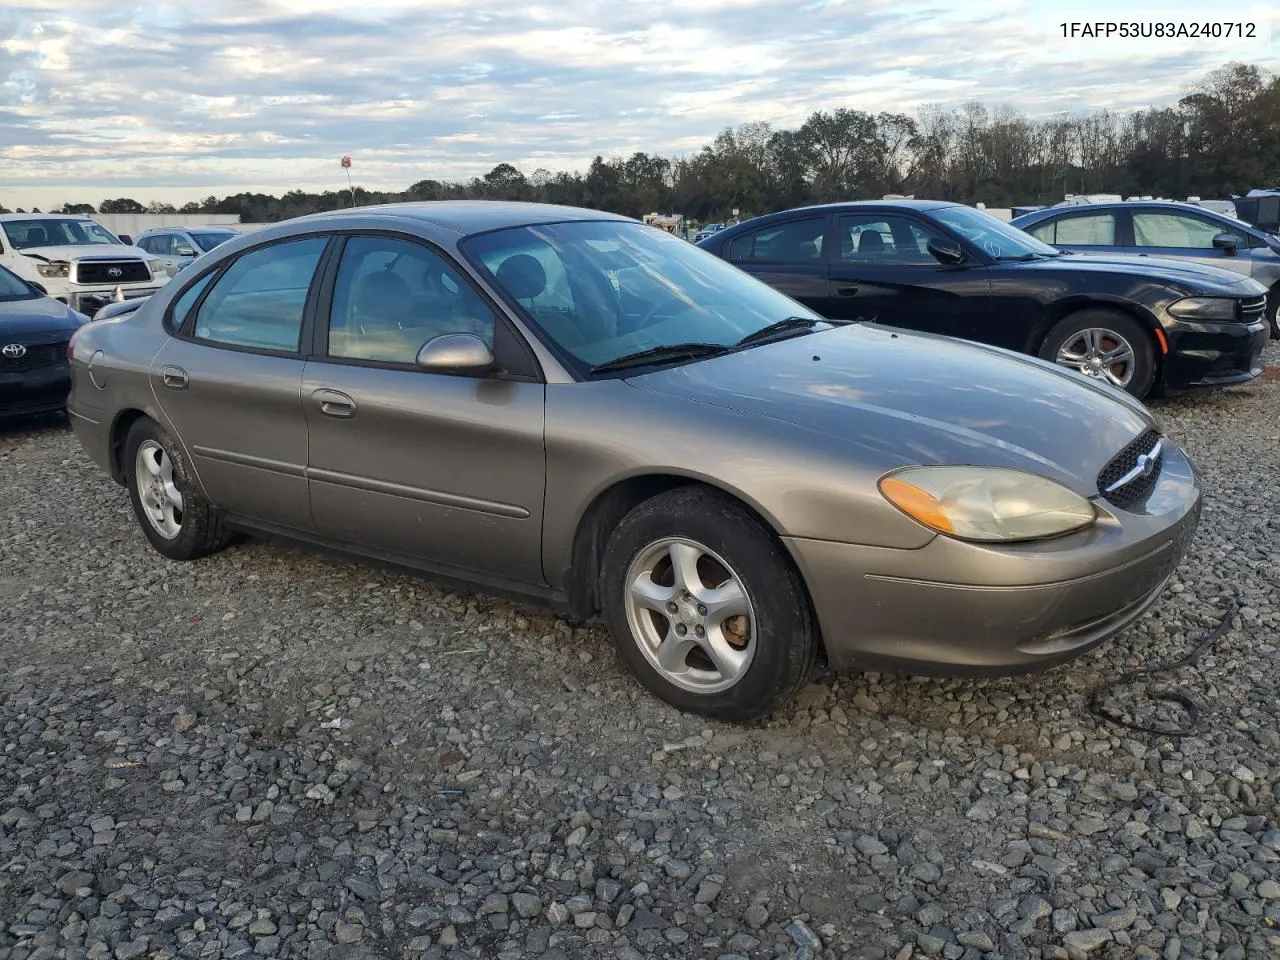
0 264 37 301
461 220 823 375
190 230 237 251
932 206 1060 259
2 218 122 250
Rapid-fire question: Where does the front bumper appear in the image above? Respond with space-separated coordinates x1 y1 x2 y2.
787 442 1202 675
0 361 71 419
1161 317 1268 390
54 286 162 315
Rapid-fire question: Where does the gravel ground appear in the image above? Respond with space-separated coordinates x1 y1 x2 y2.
2 345 1279 960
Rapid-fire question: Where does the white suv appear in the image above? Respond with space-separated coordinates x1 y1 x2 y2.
0 214 168 313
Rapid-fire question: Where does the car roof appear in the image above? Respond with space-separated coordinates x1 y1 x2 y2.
1015 200 1241 221
0 213 93 222
289 200 634 236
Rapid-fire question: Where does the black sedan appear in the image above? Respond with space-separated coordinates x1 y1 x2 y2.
0 265 88 419
697 200 1270 398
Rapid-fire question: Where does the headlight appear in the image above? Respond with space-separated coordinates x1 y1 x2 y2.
36 262 70 278
879 466 1096 542
1167 297 1238 321
147 259 165 277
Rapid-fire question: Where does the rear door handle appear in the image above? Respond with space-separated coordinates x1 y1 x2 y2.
834 284 860 296
313 388 356 419
161 366 188 390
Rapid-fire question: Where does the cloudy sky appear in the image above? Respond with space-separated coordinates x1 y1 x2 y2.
2 0 1277 208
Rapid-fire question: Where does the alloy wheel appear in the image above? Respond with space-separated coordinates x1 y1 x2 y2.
1054 327 1136 389
134 439 184 540
623 537 756 694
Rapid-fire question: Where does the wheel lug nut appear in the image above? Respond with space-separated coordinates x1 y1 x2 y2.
676 624 687 636
697 604 707 616
695 625 705 637
666 602 678 614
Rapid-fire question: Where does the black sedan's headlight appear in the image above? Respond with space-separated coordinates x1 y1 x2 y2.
1167 297 1239 322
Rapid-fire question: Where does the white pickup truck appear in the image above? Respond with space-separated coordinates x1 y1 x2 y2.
0 214 169 314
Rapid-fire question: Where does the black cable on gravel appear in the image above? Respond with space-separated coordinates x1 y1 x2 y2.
1088 599 1239 736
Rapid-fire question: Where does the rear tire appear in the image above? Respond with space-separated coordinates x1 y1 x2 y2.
124 417 232 561
599 486 818 722
1039 309 1157 399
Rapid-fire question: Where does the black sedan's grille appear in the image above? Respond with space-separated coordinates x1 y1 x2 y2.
1097 429 1163 509
0 342 67 373
1240 295 1267 325
75 260 151 284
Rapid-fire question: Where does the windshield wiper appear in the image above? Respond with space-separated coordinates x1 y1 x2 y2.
589 342 731 374
735 316 821 347
994 253 1043 262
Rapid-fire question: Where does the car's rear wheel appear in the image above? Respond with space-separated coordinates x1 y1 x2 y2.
1267 285 1280 339
124 417 232 561
599 486 817 721
1040 310 1156 398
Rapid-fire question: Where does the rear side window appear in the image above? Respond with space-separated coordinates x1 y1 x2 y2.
170 272 215 330
191 237 327 352
1046 214 1116 246
726 218 825 264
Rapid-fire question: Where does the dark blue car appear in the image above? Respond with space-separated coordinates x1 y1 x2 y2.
0 264 88 419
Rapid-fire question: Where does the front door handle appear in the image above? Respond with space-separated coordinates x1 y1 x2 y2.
313 388 356 419
161 366 188 390
834 284 860 296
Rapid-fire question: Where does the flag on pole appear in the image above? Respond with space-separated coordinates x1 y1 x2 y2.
340 156 351 169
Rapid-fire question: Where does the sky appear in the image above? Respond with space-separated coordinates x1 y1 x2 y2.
2 0 1278 209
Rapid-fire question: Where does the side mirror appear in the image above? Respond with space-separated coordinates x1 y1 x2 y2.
118 234 133 245
1212 232 1239 254
416 333 495 372
28 281 47 295
176 246 196 257
926 237 966 265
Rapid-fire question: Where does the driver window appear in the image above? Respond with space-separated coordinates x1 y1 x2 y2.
328 236 496 364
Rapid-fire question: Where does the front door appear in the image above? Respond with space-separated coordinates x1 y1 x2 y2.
150 235 329 530
302 233 547 584
1128 210 1254 279
827 212 988 337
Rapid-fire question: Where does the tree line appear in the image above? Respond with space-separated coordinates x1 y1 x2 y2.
6 62 1279 225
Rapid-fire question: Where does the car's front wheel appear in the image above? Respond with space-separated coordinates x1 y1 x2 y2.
124 417 232 561
1040 310 1157 398
1266 284 1280 340
599 486 818 721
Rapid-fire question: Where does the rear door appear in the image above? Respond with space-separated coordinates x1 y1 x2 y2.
301 233 547 584
827 212 989 337
150 235 329 530
720 215 830 312
1127 209 1253 278
1023 210 1124 256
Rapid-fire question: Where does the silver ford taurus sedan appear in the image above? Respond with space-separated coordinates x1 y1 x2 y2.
66 202 1202 721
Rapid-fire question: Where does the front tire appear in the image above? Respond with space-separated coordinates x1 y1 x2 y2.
1039 309 1157 398
124 417 232 561
1267 285 1280 340
599 486 818 722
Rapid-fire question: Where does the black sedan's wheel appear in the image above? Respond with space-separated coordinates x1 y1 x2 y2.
124 417 232 561
1040 310 1156 398
600 486 818 722
1267 285 1280 340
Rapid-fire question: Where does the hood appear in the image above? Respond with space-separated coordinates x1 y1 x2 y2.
0 294 85 334
1020 252 1266 295
626 323 1154 493
16 244 151 262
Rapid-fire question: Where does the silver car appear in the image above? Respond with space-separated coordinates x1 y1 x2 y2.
134 227 240 278
1012 201 1280 338
66 202 1202 721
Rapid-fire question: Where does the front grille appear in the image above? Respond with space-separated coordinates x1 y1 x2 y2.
1097 429 1163 509
0 342 67 373
1239 295 1267 325
75 260 151 284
